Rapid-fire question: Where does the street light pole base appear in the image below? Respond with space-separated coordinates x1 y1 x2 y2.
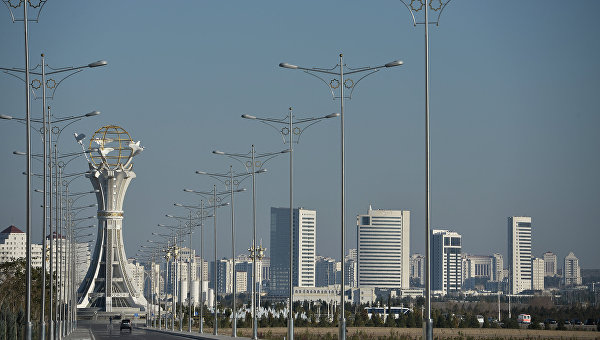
423 318 433 340
26 322 32 340
339 318 346 340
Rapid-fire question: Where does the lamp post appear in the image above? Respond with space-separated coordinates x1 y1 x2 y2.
279 55 403 340
2 57 105 338
242 107 338 340
2 106 100 340
159 223 187 331
167 198 228 335
152 232 182 331
1 3 48 337
196 167 249 338
173 202 214 334
182 190 229 334
212 146 287 340
171 205 220 333
141 243 168 329
397 2 451 338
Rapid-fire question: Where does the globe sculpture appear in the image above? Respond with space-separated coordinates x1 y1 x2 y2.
76 125 147 314
82 125 144 171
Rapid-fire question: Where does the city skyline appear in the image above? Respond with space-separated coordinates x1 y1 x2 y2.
0 1 599 269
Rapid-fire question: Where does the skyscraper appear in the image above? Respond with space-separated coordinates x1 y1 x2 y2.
508 216 532 294
270 207 316 296
356 206 410 289
315 256 338 287
543 251 557 277
410 254 425 286
492 253 504 282
532 257 545 291
564 252 582 286
432 229 462 294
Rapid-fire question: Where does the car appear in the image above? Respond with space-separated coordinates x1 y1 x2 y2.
571 319 583 326
544 318 557 325
585 319 596 325
120 319 132 331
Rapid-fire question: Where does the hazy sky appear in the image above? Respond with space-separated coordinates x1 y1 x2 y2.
1 1 598 269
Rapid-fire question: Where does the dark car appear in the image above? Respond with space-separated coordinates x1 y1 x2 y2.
120 319 132 331
544 318 557 325
585 319 596 325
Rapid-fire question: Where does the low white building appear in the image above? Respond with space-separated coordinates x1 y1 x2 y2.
292 285 376 305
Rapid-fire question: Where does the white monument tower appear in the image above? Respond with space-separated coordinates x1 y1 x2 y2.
76 125 147 312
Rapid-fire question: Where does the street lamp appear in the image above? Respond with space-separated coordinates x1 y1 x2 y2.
280 55 403 340
397 1 451 339
3 103 100 340
181 187 229 335
174 201 227 334
242 107 337 339
212 146 287 340
196 167 249 337
179 194 218 335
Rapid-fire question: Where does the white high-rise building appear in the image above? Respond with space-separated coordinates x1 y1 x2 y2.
270 207 316 296
432 230 462 294
127 259 146 299
234 257 262 294
532 257 545 291
543 251 557 277
492 253 504 282
508 216 532 294
0 226 42 268
410 254 425 286
564 252 582 286
357 206 410 289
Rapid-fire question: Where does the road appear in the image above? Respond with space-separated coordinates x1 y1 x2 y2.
66 320 192 340
67 320 250 340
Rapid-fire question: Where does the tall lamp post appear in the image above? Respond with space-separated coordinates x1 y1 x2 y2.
173 201 220 333
241 107 338 340
279 55 403 340
212 146 288 340
1 3 48 337
1 50 105 340
176 189 229 335
397 1 451 339
196 167 249 338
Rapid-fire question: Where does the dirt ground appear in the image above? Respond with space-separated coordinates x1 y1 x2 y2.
227 326 600 339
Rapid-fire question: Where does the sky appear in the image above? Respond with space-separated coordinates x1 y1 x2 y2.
0 1 599 269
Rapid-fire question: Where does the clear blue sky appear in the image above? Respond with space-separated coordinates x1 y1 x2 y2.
1 1 598 268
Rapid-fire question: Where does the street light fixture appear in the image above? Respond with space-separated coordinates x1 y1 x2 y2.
211 146 286 340
196 166 254 337
279 55 402 340
2 101 100 340
181 187 230 335
241 107 338 339
397 1 451 339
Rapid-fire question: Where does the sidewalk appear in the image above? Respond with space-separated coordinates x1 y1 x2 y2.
142 326 254 340
63 328 94 340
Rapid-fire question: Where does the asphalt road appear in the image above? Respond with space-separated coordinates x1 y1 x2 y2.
67 320 191 340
